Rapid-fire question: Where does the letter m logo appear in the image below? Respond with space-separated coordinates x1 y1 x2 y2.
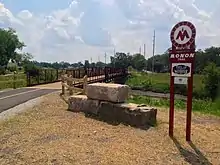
176 28 189 41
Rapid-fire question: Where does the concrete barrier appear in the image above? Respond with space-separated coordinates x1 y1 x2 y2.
68 95 100 114
98 102 157 127
68 94 157 127
86 83 129 103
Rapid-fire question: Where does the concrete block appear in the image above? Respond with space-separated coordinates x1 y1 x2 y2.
120 103 157 126
86 83 129 103
68 95 100 114
98 102 157 127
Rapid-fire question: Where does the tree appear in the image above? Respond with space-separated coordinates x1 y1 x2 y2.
0 28 25 67
110 52 132 68
96 61 106 67
131 54 147 71
84 60 90 68
146 46 220 73
15 52 33 66
7 59 18 72
202 62 220 100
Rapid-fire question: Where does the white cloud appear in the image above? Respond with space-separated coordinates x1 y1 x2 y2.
0 0 220 63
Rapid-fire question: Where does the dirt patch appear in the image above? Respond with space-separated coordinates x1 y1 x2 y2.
0 93 220 165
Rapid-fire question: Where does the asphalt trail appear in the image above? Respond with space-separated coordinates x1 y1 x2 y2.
0 88 60 113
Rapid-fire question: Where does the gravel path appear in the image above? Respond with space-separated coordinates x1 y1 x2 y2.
131 89 187 100
0 92 219 165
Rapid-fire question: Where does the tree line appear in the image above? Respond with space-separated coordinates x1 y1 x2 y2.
2 27 220 74
0 27 148 74
1 27 220 100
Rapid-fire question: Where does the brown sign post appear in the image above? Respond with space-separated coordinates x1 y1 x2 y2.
169 21 196 141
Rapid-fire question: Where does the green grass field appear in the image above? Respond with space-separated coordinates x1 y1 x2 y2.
0 69 61 90
126 71 205 98
0 73 27 90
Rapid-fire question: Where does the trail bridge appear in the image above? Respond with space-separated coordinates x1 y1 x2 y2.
26 67 129 87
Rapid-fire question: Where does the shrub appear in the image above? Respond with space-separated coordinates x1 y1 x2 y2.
202 62 220 100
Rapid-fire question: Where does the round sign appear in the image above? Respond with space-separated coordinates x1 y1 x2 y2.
170 21 196 48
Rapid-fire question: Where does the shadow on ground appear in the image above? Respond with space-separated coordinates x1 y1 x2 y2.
84 112 152 131
171 137 212 165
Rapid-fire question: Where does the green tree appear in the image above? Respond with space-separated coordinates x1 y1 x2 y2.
84 60 90 68
110 52 132 68
0 28 25 67
131 54 147 71
7 59 18 72
202 62 220 100
96 61 106 67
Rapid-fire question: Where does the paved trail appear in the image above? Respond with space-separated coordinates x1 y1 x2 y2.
0 83 61 113
0 80 187 114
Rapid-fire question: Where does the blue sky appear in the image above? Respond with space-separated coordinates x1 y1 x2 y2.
0 0 220 63
1 0 73 13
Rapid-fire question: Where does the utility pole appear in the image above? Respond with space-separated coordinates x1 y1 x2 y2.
113 48 116 67
139 46 142 55
90 57 92 64
143 43 146 58
144 43 147 71
98 56 100 62
152 30 156 73
104 52 107 64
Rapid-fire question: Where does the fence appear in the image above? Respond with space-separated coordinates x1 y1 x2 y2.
26 67 128 87
26 69 64 86
61 72 88 96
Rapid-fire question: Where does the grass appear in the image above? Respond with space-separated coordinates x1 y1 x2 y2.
126 71 205 98
0 69 62 90
0 73 27 90
128 95 220 117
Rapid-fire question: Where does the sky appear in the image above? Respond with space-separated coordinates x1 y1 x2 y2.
0 0 220 63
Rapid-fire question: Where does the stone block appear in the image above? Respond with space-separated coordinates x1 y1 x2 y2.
68 95 100 114
86 83 129 103
98 102 157 127
120 103 157 127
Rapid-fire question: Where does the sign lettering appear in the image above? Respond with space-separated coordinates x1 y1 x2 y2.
170 53 195 59
176 28 190 41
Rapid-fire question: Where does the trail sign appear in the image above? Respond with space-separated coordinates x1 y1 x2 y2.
169 21 196 141
170 21 196 48
171 63 192 77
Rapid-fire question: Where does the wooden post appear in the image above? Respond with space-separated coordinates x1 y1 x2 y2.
61 75 65 95
67 71 71 86
13 71 16 89
37 70 40 84
69 76 73 95
83 75 88 95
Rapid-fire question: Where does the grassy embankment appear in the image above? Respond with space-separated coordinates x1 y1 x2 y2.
126 71 220 117
0 69 62 90
0 73 26 90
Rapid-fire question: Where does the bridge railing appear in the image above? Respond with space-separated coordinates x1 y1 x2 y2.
61 72 88 96
60 67 128 95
